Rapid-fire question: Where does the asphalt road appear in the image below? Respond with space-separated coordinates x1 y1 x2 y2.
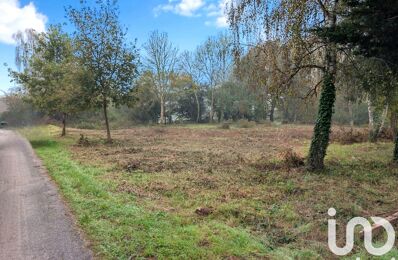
0 130 92 260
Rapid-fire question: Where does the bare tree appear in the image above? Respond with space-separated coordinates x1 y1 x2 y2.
179 50 203 123
144 31 179 124
195 33 233 122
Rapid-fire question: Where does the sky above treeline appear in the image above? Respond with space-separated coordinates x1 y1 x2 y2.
0 0 231 92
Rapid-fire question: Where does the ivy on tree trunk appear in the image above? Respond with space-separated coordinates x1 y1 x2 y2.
394 133 398 162
61 113 67 137
308 73 336 170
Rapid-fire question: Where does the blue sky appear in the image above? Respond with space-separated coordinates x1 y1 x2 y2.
0 0 230 92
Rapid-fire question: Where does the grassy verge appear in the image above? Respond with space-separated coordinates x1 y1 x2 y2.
19 125 398 259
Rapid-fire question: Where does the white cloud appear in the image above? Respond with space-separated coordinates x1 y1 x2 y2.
215 15 228 28
154 0 231 28
155 0 205 17
210 0 231 28
0 0 47 44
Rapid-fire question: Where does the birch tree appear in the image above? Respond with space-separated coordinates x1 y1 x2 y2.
144 30 178 124
179 50 203 123
195 33 233 122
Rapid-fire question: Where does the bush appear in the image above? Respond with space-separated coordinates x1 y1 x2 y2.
257 120 272 126
236 119 256 128
331 127 368 144
77 134 91 147
278 148 305 168
219 122 231 129
331 127 394 144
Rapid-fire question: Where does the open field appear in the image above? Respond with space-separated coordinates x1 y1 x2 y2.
20 124 398 259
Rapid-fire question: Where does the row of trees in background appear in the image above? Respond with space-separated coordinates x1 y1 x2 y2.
4 0 398 169
8 0 312 136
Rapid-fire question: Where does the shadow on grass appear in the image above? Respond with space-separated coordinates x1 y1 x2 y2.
30 139 58 149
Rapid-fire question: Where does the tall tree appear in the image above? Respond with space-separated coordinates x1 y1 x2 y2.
236 41 309 122
320 0 398 160
10 25 85 136
179 50 203 123
67 0 139 142
228 0 341 170
335 55 363 128
195 33 233 123
143 30 178 124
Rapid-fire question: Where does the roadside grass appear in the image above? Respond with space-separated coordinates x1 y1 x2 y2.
19 125 398 259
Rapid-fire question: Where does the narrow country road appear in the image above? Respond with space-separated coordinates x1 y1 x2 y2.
0 130 92 260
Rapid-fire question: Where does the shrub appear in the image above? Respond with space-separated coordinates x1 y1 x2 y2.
278 148 305 168
219 122 231 129
77 134 90 146
237 119 256 128
257 120 272 126
331 127 368 144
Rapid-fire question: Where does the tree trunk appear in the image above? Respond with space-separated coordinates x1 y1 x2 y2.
209 90 215 123
391 111 397 141
394 132 398 162
367 95 374 129
61 113 67 137
308 6 337 171
367 96 385 142
261 92 268 121
393 110 398 162
269 98 276 122
348 99 354 128
282 101 290 123
367 95 378 142
308 73 336 170
379 104 389 132
195 91 200 123
103 99 112 143
160 95 165 124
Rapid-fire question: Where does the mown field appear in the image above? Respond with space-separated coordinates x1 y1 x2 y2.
20 124 398 259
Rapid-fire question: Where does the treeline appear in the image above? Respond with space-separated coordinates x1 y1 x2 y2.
4 0 398 169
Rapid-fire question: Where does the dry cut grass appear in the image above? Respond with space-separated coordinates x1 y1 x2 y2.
40 124 398 258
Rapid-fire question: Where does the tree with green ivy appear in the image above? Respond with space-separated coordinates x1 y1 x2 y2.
318 0 398 160
228 0 342 170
